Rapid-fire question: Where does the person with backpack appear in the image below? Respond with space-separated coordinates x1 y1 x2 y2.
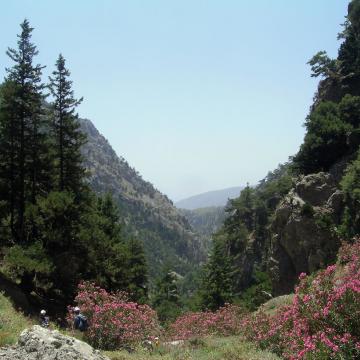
73 307 89 332
39 309 49 328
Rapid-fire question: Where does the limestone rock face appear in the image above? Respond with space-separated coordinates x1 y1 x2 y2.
0 325 109 360
269 172 343 295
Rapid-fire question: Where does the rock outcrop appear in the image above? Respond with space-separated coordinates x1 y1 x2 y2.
0 326 109 360
269 172 343 295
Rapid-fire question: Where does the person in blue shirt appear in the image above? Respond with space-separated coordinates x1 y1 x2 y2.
73 307 89 332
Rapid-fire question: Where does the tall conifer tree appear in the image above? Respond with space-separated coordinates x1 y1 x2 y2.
200 237 234 311
0 19 49 243
49 54 86 194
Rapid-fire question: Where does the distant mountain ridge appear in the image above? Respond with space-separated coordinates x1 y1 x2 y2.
176 186 244 210
79 118 205 277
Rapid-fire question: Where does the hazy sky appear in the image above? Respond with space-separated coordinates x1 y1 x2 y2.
0 0 349 201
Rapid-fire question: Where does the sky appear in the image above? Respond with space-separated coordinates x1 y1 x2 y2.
0 0 349 201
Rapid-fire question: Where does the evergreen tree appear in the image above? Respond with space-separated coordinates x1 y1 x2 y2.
227 184 255 232
293 101 351 174
125 238 148 302
97 193 123 240
152 265 182 323
49 54 86 194
0 19 49 243
90 194 148 301
338 0 360 95
200 236 234 311
0 80 18 244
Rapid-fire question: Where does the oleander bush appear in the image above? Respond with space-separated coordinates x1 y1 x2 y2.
68 281 160 350
242 238 360 359
167 303 245 340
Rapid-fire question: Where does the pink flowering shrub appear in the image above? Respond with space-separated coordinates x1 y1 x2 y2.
68 282 160 350
168 304 245 340
242 238 360 359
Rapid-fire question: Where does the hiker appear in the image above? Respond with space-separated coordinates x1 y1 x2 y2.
39 309 49 328
143 336 160 352
73 307 89 332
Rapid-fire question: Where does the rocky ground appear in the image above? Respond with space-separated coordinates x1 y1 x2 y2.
0 326 109 360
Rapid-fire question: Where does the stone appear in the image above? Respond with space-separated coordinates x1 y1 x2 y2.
0 326 109 360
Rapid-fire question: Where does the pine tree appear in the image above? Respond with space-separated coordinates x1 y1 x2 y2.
0 19 49 243
152 265 182 323
338 0 360 95
0 81 18 244
49 54 86 194
200 236 234 311
125 238 148 302
93 194 148 301
226 184 255 232
97 193 123 240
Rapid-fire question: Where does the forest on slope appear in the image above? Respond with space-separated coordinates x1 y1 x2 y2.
196 0 360 312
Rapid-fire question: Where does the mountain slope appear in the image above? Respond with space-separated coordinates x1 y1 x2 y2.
179 207 227 252
176 187 244 210
79 118 205 276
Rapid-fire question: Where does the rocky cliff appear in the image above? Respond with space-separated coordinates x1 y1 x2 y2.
269 172 344 295
219 166 347 298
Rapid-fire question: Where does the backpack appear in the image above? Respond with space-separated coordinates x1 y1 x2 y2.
40 316 49 328
77 314 89 332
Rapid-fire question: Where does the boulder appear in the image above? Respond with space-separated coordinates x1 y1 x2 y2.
0 325 109 360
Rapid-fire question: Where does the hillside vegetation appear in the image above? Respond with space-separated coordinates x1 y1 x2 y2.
198 0 360 313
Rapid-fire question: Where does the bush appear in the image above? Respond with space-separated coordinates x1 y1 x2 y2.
68 282 160 350
242 238 360 359
167 304 245 340
240 270 272 311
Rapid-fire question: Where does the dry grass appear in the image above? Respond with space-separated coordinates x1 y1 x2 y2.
104 336 280 360
258 294 294 315
0 292 34 346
